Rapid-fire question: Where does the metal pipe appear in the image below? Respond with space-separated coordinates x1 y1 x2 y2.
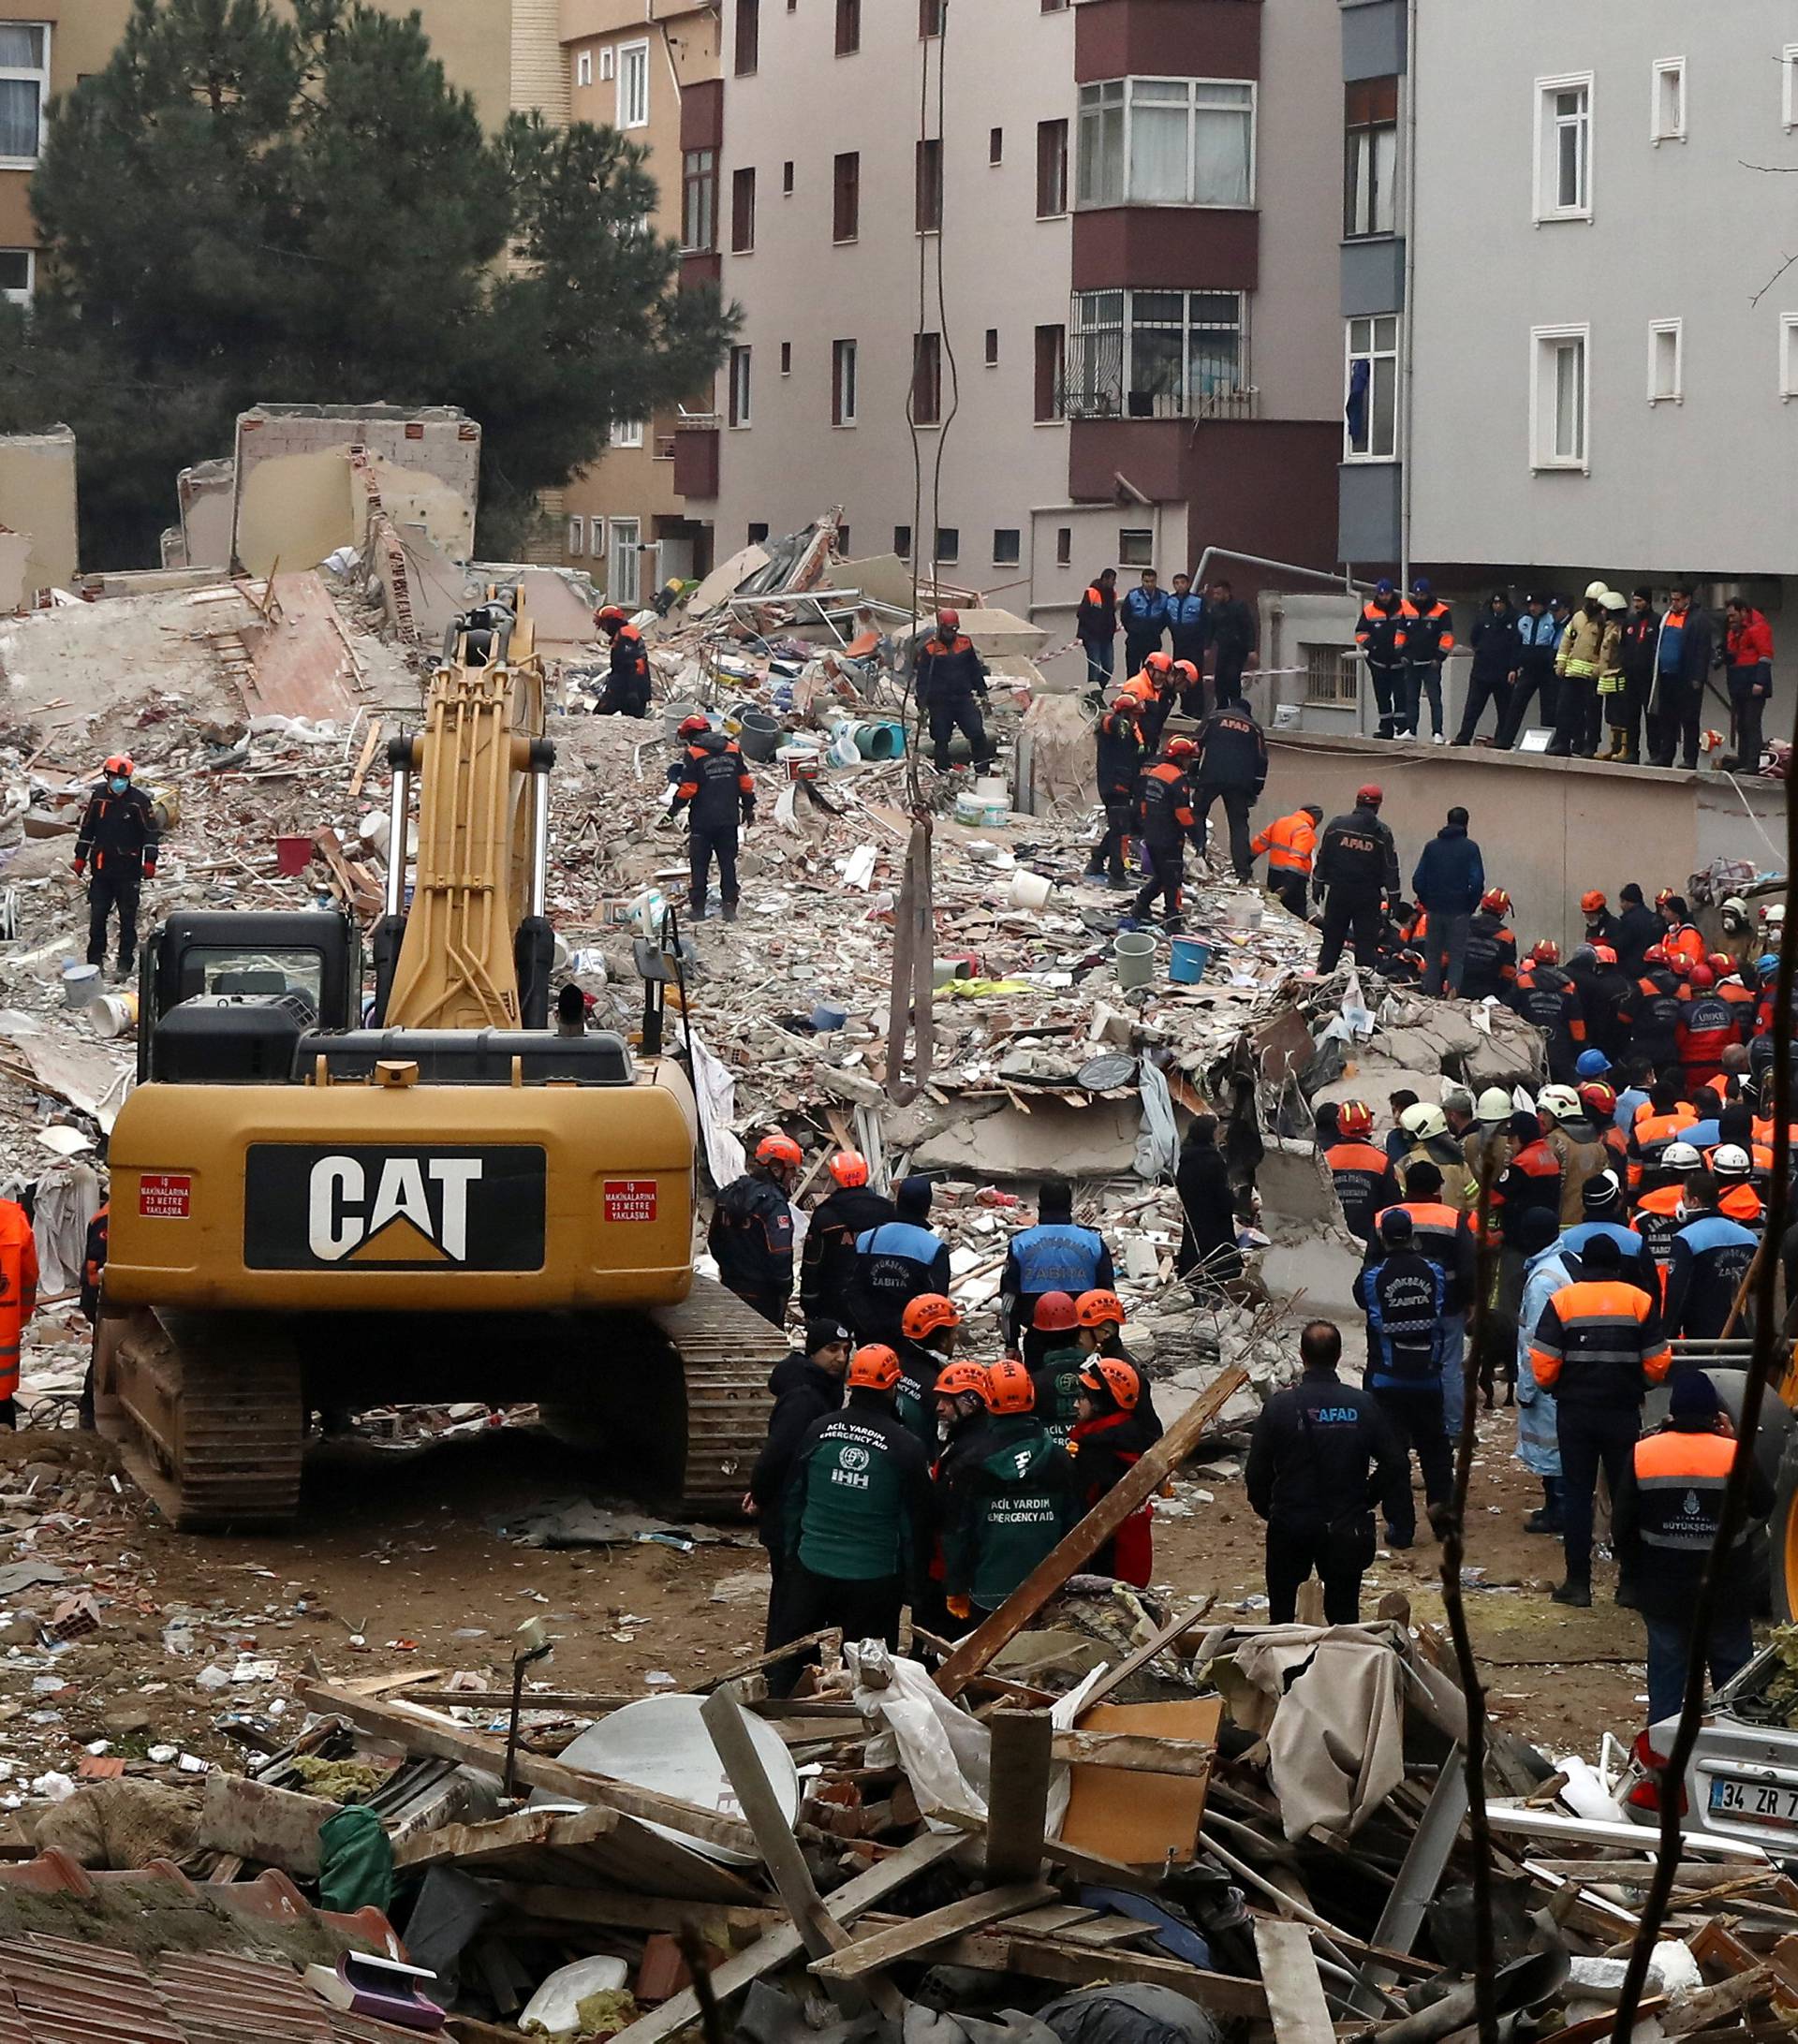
528 767 552 921
1191 543 1374 599
384 757 409 918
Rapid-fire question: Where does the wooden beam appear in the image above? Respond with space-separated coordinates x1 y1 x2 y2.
984 1711 1054 1884
494 1885 782 1942
935 1365 1247 1697
298 1681 758 1858
811 1882 1057 1982
1254 1917 1337 2044
1049 1732 1216 1778
926 1931 1267 2019
1077 1598 1216 1712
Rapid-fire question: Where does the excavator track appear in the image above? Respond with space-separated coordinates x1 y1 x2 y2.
98 1309 305 1532
649 1279 783 1515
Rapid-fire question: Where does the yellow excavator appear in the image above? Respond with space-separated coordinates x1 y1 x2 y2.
95 585 783 1529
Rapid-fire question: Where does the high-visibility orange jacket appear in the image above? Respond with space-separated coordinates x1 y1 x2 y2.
0 1199 38 1404
1250 810 1318 876
1529 1277 1671 1406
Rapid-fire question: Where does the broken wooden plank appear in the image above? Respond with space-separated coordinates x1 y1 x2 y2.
936 1364 1247 1698
811 1882 1058 1982
985 1710 1054 1884
1003 1905 1103 1937
199 1772 332 1879
1077 1598 1216 1712
1050 1731 1216 1778
928 1931 1267 2018
494 1884 781 1943
1254 1916 1337 2044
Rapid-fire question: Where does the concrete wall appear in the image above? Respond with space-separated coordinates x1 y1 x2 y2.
0 425 78 595
177 460 234 574
1259 729 1786 956
1409 0 1798 576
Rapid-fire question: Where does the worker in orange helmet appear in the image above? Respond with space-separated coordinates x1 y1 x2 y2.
799 1150 895 1329
915 608 993 772
1131 649 1180 747
73 754 159 981
593 605 651 717
0 1190 38 1431
1579 889 1620 951
1070 1352 1162 1586
708 1133 803 1326
942 1360 1076 1623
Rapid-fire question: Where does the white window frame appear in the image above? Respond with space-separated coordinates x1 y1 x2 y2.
1784 46 1798 130
575 49 593 88
608 519 641 608
1650 56 1685 143
1780 314 1798 402
567 516 585 555
0 24 50 170
617 39 650 130
599 46 615 81
1533 72 1594 224
1530 323 1591 472
1647 318 1683 404
611 419 644 449
1076 76 1257 211
832 338 858 427
0 248 33 308
1343 313 1400 463
590 519 608 559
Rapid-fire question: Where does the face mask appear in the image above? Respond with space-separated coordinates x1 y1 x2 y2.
109 776 128 794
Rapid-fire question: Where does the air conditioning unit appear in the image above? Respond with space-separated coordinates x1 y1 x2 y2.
599 47 615 81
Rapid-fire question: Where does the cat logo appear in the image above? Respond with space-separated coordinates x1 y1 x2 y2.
308 1154 483 1264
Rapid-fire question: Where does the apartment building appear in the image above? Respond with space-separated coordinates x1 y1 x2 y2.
666 0 1343 645
556 0 720 603
1338 0 1798 606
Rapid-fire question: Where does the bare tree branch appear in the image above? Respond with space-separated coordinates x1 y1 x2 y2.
1751 249 1798 309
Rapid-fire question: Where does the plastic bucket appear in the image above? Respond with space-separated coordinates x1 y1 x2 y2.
1009 870 1053 911
1113 930 1156 990
274 834 313 876
853 719 906 761
1170 937 1212 984
954 794 1009 828
663 699 703 742
737 709 781 762
61 963 101 1007
90 991 138 1037
809 1003 848 1032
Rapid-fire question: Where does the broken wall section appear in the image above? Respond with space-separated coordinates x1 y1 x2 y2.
0 426 78 605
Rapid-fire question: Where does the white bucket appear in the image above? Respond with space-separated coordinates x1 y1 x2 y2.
628 886 667 939
1009 870 1053 911
1113 930 1156 990
90 991 138 1038
973 775 1010 801
61 963 101 1007
954 793 1009 828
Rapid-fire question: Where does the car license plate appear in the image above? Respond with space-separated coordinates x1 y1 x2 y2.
1707 1774 1798 1827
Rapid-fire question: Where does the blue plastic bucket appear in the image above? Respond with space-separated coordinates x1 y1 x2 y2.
1169 937 1211 984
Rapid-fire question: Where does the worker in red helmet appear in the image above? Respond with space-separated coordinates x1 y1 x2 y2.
1462 887 1519 1003
915 609 993 772
800 1152 896 1329
1675 962 1741 1093
1514 939 1588 1083
1083 691 1146 890
73 754 159 981
1070 1352 1163 1585
1026 1293 1085 1445
708 1133 803 1325
1126 732 1204 934
593 604 652 717
1314 785 1400 973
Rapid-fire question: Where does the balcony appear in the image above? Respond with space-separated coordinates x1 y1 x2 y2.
673 426 719 501
1062 382 1260 423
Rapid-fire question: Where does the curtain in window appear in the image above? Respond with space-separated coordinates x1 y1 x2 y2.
1128 94 1188 204
0 80 37 160
0 27 43 66
1193 90 1252 206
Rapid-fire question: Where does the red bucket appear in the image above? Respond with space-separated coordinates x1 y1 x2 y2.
274 834 314 876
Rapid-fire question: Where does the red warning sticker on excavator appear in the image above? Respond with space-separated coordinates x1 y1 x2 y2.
140 1174 191 1219
603 1181 657 1224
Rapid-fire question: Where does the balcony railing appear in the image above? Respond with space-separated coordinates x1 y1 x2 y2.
1061 381 1260 423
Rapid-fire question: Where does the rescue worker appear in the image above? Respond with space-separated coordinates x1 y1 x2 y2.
1083 693 1144 890
1397 1102 1476 1212
1462 889 1520 1004
1632 1139 1702 1286
1355 579 1410 739
1404 577 1455 742
1383 1159 1477 1441
1191 697 1266 881
73 756 159 980
1129 650 1178 748
1514 940 1587 1083
942 1360 1077 1622
895 1293 962 1444
1077 568 1119 691
1664 1172 1759 1341
1714 963 1757 1039
1628 1081 1700 1192
1580 890 1622 951
1712 1143 1766 1234
77 1198 108 1431
1353 1208 1452 1548
668 712 712 784
1528 1231 1673 1607
1721 596 1775 772
1250 803 1322 919
1717 895 1760 979
1606 590 1660 764
847 1176 951 1346
1245 1318 1407 1625
709 1133 802 1325
1499 592 1563 748
1465 1087 1517 1184
1558 1172 1658 1301
800 1151 895 1328
1026 1294 1084 1445
0 1190 39 1432
1120 568 1170 676
1578 945 1636 1066
1658 893 1707 975
593 606 651 715
1494 1110 1564 1239
1410 806 1485 996
750 1319 850 1646
1675 963 1741 1093
1536 1083 1606 1225
1314 785 1400 973
1630 948 1688 1086
1175 1114 1240 1282
1612 1371 1772 1726
1001 1177 1115 1363
1128 736 1201 934
1614 883 1662 978
1166 574 1210 712
916 609 993 772
1206 580 1256 707
1551 583 1617 757
1452 592 1520 747
775 1343 933 1687
1069 1352 1161 1585
1325 1101 1402 1246
671 722 756 922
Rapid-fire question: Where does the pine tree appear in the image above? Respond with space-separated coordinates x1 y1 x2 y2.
0 0 732 566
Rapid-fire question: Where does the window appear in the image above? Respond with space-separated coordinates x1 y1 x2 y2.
735 0 759 75
618 40 649 129
575 49 593 87
1068 290 1246 420
1117 529 1154 567
1530 325 1590 470
832 339 858 425
731 167 757 252
1534 74 1593 221
935 527 959 564
1303 644 1359 706
835 0 861 56
729 345 753 428
590 522 607 559
0 250 32 308
838 525 851 553
920 0 944 37
609 520 642 607
1343 314 1398 461
1043 0 1068 11
1077 78 1255 210
894 525 912 557
1780 315 1798 400
1034 323 1066 420
1037 119 1069 216
1647 319 1682 404
567 517 585 556
0 24 48 164
989 127 1004 166
781 160 794 195
682 151 717 251
1055 527 1072 567
912 331 942 425
984 328 999 366
748 522 770 545
916 139 943 232
779 341 791 375
1785 46 1798 130
833 152 860 241
1344 77 1398 238
993 529 1021 566
612 418 644 448
1651 57 1685 142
